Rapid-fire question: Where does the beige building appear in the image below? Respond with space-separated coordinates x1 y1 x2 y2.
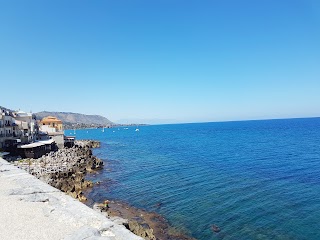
39 116 64 148
40 116 63 132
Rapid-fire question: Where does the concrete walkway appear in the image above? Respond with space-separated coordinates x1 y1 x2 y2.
0 158 143 240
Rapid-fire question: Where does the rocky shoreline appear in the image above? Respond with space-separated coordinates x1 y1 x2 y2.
10 140 103 201
93 200 196 240
6 139 196 239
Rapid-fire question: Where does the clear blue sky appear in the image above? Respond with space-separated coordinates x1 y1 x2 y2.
1 0 319 124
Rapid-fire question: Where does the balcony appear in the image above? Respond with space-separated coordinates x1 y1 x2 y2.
0 133 4 137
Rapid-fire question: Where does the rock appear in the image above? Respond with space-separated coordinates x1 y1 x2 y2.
69 192 77 199
155 202 162 208
78 194 87 202
110 216 128 225
127 220 156 240
12 141 103 202
211 224 221 233
75 140 101 149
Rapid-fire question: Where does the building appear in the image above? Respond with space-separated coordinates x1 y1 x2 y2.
14 110 38 143
48 132 64 149
0 108 21 150
0 111 4 149
39 116 65 148
17 139 55 159
0 107 40 151
1 107 71 156
64 136 75 148
40 116 63 132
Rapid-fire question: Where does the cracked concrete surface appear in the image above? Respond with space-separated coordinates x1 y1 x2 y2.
0 158 143 240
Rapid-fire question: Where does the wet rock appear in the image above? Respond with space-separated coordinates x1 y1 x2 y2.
128 220 156 240
75 140 100 149
104 201 196 240
211 224 221 233
155 202 163 208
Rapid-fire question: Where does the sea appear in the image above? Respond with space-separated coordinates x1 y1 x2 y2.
65 118 320 240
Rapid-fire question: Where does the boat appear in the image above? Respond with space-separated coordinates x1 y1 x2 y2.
135 128 139 132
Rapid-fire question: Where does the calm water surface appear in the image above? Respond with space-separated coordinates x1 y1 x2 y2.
65 118 320 240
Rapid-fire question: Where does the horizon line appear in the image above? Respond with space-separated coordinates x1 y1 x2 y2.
145 116 320 126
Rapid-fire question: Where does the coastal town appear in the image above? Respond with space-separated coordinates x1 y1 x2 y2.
0 106 104 200
0 106 75 158
0 106 147 239
0 106 193 240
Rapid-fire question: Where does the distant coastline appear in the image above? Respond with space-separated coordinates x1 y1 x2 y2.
64 123 149 130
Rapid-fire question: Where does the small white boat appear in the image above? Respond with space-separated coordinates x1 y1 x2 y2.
135 128 139 132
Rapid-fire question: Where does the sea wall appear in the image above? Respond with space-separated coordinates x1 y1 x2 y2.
0 157 143 240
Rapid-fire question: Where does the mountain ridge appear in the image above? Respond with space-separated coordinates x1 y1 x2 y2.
35 111 114 128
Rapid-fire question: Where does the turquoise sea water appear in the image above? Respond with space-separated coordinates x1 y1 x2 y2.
65 118 320 240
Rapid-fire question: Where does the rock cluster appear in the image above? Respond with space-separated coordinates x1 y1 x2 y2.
95 201 196 240
14 140 103 201
75 140 101 148
126 219 156 240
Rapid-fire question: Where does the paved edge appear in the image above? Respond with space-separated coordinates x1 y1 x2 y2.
0 157 143 240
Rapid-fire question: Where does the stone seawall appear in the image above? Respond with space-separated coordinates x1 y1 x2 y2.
0 157 143 240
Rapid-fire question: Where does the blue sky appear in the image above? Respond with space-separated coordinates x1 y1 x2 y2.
0 0 319 124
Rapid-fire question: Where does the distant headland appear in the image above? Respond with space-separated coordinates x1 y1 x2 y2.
34 111 147 129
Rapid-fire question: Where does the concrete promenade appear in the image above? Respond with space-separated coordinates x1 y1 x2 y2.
0 157 143 240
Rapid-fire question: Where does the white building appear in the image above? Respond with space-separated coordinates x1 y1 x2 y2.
14 110 38 143
0 108 20 149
